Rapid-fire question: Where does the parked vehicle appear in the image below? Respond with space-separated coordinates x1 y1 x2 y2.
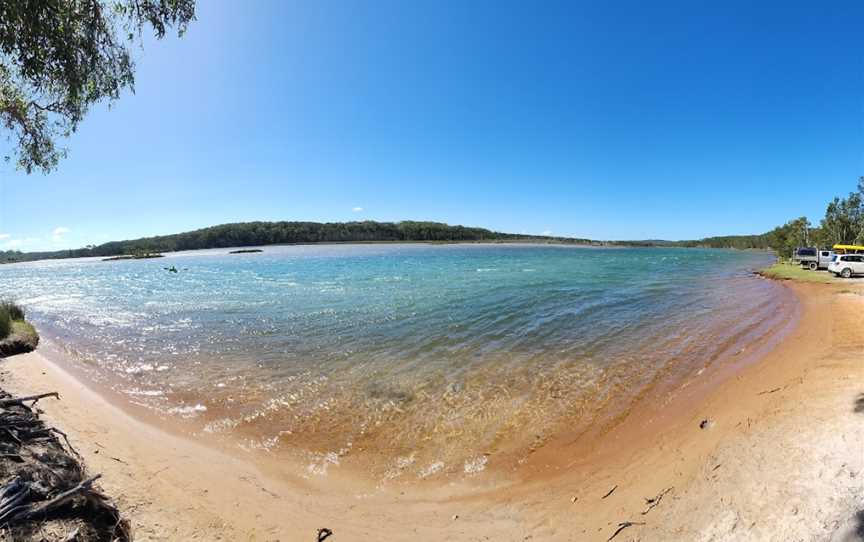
828 254 864 278
808 250 834 270
793 247 834 270
793 247 818 266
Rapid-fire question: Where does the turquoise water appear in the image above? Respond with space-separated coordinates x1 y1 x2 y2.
0 244 788 479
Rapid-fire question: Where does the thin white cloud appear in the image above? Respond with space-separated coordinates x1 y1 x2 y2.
1 237 40 250
541 230 553 236
51 226 70 242
0 233 9 240
352 207 364 212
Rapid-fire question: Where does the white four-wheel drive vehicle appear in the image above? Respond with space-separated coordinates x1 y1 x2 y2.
828 254 864 278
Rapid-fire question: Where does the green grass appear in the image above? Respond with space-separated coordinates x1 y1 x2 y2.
0 300 26 340
0 310 9 340
10 320 38 343
760 262 838 283
0 300 24 321
0 301 39 354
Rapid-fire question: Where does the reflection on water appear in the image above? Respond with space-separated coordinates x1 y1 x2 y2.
0 244 790 480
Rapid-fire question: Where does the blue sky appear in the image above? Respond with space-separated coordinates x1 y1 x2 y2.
1 0 862 251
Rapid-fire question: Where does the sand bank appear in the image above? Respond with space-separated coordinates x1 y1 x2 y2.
2 280 862 541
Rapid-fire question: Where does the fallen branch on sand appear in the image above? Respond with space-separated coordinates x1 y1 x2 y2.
0 392 60 407
641 487 673 515
601 485 617 499
317 527 333 541
757 387 782 395
607 521 645 541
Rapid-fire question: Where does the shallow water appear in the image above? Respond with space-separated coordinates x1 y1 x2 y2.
0 244 789 480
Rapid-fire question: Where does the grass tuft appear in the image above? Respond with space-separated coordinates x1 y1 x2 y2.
0 301 26 340
10 320 38 345
0 300 25 321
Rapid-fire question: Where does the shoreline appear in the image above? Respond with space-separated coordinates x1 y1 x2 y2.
2 279 862 539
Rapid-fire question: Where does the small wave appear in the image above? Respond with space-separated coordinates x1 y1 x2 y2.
203 417 239 434
383 452 417 481
418 461 444 478
307 451 340 476
124 388 164 397
373 276 404 282
464 455 488 474
167 403 207 418
124 363 154 375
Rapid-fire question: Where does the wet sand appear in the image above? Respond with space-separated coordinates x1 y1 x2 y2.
2 280 862 540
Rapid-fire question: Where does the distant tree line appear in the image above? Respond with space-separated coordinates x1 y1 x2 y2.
0 221 599 263
619 235 771 250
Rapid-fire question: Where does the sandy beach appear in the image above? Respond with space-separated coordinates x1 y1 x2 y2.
1 279 862 541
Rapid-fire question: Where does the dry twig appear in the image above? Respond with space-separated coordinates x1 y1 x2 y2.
641 487 673 515
0 392 59 407
607 521 645 541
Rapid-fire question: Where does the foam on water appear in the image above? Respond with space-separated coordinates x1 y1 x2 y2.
0 244 789 480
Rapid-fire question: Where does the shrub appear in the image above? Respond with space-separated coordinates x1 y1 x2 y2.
0 301 24 321
0 309 9 340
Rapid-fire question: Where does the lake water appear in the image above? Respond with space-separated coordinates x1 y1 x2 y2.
0 244 790 480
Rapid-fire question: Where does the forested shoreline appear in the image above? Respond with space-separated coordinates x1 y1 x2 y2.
4 207 851 265
0 221 594 263
1 219 773 264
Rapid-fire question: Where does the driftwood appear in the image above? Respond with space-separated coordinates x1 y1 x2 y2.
317 527 333 541
757 387 782 395
641 487 673 515
601 485 617 499
48 426 80 457
0 474 101 523
607 521 645 541
0 392 60 407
